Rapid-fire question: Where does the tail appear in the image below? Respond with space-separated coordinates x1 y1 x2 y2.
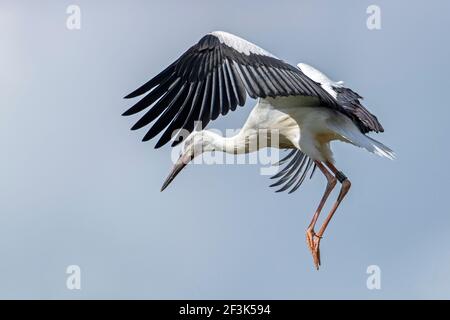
363 136 395 160
328 122 395 160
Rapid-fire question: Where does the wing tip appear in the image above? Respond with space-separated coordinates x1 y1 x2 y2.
130 123 142 131
124 90 142 99
122 109 134 116
154 140 165 149
123 93 134 99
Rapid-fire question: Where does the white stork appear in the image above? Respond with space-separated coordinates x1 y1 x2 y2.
123 31 394 269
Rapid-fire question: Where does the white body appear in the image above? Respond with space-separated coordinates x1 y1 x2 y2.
199 94 394 163
233 96 393 163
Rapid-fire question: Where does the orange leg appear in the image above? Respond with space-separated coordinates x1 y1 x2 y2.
306 161 336 269
307 161 351 270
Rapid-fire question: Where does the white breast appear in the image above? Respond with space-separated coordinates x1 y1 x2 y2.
242 96 348 162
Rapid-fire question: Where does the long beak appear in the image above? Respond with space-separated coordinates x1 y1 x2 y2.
160 153 192 192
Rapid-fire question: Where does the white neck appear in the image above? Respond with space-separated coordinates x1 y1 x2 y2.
207 130 256 155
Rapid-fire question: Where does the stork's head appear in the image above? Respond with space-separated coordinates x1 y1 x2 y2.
160 130 218 191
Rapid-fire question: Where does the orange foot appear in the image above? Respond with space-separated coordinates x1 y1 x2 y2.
306 228 322 270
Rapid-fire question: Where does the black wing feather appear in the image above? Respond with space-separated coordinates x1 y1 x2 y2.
333 86 384 133
130 77 182 130
142 83 189 141
211 68 222 120
270 149 316 193
170 80 205 146
226 59 246 106
155 82 197 148
124 61 177 99
123 73 177 116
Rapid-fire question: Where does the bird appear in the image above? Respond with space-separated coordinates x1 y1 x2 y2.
122 31 394 270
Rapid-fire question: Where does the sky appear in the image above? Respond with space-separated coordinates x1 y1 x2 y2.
0 0 449 299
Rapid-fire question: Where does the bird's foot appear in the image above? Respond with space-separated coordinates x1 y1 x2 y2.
306 228 322 270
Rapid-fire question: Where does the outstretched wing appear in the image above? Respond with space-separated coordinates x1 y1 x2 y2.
123 31 337 148
269 149 316 194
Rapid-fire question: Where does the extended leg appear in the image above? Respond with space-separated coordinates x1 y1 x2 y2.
316 162 351 238
306 161 337 269
311 162 351 270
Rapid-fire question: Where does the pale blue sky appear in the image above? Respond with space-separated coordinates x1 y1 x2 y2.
1 0 449 299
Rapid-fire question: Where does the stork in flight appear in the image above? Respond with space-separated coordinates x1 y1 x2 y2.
123 31 394 269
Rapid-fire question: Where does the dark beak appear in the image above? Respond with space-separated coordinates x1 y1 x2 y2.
160 153 192 192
